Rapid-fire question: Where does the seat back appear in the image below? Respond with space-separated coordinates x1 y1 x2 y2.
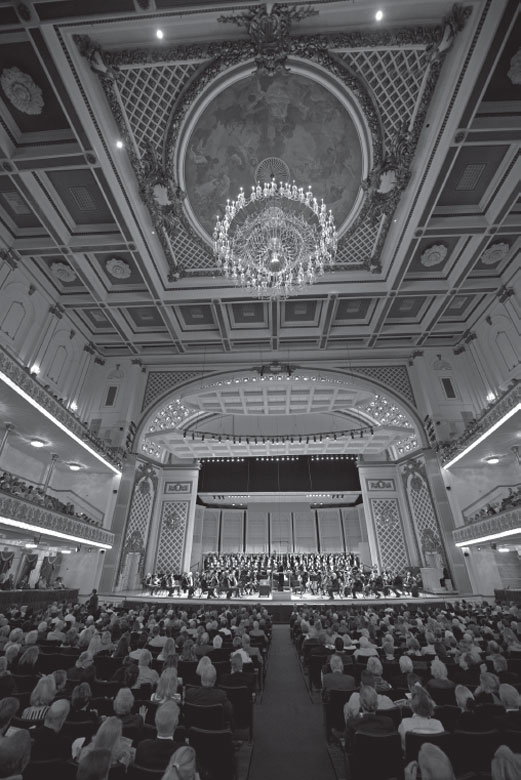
434 705 461 732
352 732 403 780
452 729 501 774
188 727 235 780
22 759 77 780
61 719 98 742
405 730 453 764
177 660 199 686
184 702 225 731
428 686 456 706
323 688 353 740
218 685 252 734
127 765 165 780
375 707 401 730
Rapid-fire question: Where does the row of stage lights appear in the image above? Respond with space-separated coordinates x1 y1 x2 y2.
199 455 358 463
184 427 373 444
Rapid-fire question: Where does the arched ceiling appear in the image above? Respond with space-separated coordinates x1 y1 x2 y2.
140 369 420 462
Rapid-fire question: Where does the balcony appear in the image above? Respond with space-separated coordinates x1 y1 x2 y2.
0 492 114 549
453 505 521 547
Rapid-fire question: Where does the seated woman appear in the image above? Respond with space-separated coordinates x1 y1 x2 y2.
22 675 56 721
405 742 456 780
68 682 99 724
398 686 444 750
67 651 96 685
113 687 143 731
0 657 16 698
354 636 378 660
158 637 177 663
474 671 501 705
391 655 414 690
133 649 159 691
366 656 392 693
162 745 200 780
491 745 521 780
151 668 181 704
15 645 40 677
179 638 197 663
74 715 134 767
425 659 456 703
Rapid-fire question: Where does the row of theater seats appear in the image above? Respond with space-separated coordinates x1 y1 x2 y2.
2 633 272 780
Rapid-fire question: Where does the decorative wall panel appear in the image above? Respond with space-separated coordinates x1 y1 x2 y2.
191 505 204 569
401 460 447 568
341 506 363 550
117 462 157 589
155 500 189 574
370 497 408 571
317 508 343 552
245 508 269 553
221 509 244 553
293 508 317 552
270 510 292 553
201 508 220 554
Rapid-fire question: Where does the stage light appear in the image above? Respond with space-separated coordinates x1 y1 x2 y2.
0 516 112 549
375 10 384 22
30 439 46 448
156 29 164 39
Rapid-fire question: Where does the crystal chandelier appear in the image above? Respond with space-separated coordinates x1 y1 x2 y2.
213 179 337 298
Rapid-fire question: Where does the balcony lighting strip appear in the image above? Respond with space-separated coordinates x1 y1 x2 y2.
0 516 112 549
0 370 122 476
455 527 521 547
443 402 521 469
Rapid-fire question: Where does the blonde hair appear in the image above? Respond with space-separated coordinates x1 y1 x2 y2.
418 743 455 780
30 675 56 706
92 716 122 756
162 746 197 780
155 668 178 701
491 745 521 780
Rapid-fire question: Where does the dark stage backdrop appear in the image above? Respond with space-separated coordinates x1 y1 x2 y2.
198 456 361 494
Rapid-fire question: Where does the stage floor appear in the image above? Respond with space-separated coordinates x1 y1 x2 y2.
101 588 476 615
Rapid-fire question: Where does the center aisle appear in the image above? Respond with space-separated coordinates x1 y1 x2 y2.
248 624 337 780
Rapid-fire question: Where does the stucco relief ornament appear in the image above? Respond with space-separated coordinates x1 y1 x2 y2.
50 262 77 283
507 48 521 85
420 244 447 267
0 67 44 115
481 242 509 266
106 257 131 279
218 4 318 75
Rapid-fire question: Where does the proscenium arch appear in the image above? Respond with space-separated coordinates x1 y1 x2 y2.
137 367 427 462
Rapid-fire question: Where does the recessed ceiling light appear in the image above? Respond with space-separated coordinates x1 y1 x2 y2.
30 364 40 375
68 463 81 471
70 401 78 411
486 392 496 402
25 542 37 549
30 439 46 448
375 10 384 21
156 29 164 39
485 456 500 464
116 140 124 149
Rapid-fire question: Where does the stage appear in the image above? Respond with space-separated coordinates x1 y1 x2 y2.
101 588 476 624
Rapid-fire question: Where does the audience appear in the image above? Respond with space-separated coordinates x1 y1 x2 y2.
0 729 31 780
135 701 184 770
31 698 72 760
162 745 199 780
398 687 445 750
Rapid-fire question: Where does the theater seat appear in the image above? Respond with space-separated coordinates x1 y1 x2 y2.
350 731 403 780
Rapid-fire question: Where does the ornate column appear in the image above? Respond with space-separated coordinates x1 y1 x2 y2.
147 463 200 575
357 461 416 571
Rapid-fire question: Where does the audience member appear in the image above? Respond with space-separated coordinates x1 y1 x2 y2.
135 701 183 770
398 687 444 750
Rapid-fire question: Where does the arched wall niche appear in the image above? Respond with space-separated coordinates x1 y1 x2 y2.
136 366 427 462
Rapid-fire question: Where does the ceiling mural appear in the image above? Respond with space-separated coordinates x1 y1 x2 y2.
182 70 364 240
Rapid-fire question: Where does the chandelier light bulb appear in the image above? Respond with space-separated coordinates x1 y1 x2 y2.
213 177 337 298
375 10 384 22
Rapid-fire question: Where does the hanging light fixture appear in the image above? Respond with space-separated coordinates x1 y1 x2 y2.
213 177 337 298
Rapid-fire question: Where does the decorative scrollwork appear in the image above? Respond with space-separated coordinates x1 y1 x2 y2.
218 3 318 75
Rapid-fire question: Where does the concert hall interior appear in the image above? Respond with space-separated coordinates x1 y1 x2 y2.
0 0 519 606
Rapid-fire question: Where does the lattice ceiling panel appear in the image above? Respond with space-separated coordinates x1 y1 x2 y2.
169 227 214 270
335 215 380 267
117 62 205 156
334 47 431 143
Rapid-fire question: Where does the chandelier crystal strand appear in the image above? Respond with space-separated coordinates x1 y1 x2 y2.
213 179 337 298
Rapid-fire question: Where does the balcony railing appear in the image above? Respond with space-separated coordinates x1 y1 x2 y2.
0 344 123 471
438 380 520 466
0 492 114 548
453 506 521 546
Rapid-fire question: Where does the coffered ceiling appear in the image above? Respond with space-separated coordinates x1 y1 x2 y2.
0 0 519 366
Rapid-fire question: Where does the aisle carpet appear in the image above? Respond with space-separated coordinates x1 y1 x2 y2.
247 625 337 780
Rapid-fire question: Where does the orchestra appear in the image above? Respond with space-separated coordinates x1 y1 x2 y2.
142 552 422 600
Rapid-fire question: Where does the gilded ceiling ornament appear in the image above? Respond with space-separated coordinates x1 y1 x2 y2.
0 67 44 115
50 262 76 283
420 244 447 267
507 48 521 85
218 4 318 75
481 242 509 266
106 257 131 279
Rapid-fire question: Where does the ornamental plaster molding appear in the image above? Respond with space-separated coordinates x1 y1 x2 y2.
106 257 132 279
507 48 521 85
75 3 470 279
0 66 44 115
420 243 447 267
50 262 77 283
480 242 509 266
453 507 521 545
0 493 114 546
